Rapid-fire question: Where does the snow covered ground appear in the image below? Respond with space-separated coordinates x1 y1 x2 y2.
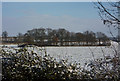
0 41 118 66
45 46 115 66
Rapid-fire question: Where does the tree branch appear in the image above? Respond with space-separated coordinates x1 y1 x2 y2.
98 2 120 23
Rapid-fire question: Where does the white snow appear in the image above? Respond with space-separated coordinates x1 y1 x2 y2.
0 41 118 66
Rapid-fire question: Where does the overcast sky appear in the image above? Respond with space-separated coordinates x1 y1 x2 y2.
2 2 117 37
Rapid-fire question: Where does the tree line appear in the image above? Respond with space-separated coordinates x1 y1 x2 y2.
2 28 110 46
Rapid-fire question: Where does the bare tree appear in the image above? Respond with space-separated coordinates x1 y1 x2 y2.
2 31 8 43
95 1 120 54
57 28 68 46
2 31 8 38
17 33 24 44
95 1 120 26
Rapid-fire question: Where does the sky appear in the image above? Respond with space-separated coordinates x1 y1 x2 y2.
2 0 118 2
2 2 117 37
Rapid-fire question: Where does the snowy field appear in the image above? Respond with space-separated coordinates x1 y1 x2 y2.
0 41 118 66
45 46 117 65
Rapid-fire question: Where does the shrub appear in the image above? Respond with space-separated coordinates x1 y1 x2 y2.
1 46 120 81
1 46 82 81
85 55 120 81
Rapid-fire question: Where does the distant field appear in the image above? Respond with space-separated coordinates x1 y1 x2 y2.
45 46 115 66
0 41 118 66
